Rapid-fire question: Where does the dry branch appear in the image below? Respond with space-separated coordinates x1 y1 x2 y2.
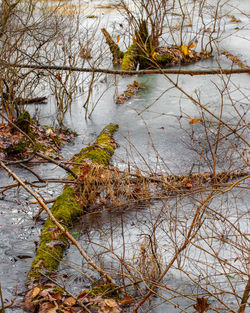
1 61 250 76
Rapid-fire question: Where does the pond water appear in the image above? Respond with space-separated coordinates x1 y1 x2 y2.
0 0 249 312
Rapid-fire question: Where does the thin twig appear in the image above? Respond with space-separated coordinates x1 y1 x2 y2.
0 282 5 313
35 152 78 179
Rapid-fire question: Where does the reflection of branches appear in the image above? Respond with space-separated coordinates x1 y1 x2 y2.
133 191 215 312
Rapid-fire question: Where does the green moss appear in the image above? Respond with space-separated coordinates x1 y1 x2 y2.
5 140 27 155
155 52 173 64
121 45 137 71
80 147 110 165
73 123 118 167
28 124 119 282
29 186 82 280
89 284 121 300
14 111 32 134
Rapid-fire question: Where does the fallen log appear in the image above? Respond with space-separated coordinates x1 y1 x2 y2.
27 123 119 283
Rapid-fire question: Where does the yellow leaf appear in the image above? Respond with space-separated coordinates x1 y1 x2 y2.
117 35 120 43
152 51 157 60
132 35 136 44
181 45 188 56
189 118 201 125
32 287 41 299
189 43 196 49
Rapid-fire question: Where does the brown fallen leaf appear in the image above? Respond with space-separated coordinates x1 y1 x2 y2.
53 291 62 301
39 288 54 298
63 296 76 306
189 118 202 125
104 299 117 308
23 289 37 312
119 296 135 305
193 297 210 313
38 301 57 313
32 287 41 299
182 177 193 188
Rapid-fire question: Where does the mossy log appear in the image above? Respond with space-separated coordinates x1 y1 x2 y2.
28 123 119 283
101 28 124 65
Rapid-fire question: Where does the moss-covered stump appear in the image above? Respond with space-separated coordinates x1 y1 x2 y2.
14 110 33 135
101 28 124 65
28 123 119 283
102 21 212 71
121 44 138 70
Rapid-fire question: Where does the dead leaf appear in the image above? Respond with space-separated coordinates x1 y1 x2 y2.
77 291 88 299
46 128 54 136
39 288 54 298
230 15 241 23
47 307 58 313
46 240 66 248
104 299 117 308
23 289 37 312
182 178 193 188
53 291 62 301
56 73 62 82
63 296 76 306
189 43 196 49
193 297 210 312
38 302 57 313
152 51 157 60
189 118 201 125
181 45 188 56
119 296 135 305
32 287 41 299
80 164 91 177
117 35 120 43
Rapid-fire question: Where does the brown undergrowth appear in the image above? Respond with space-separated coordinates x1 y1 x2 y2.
75 162 250 211
0 115 75 162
